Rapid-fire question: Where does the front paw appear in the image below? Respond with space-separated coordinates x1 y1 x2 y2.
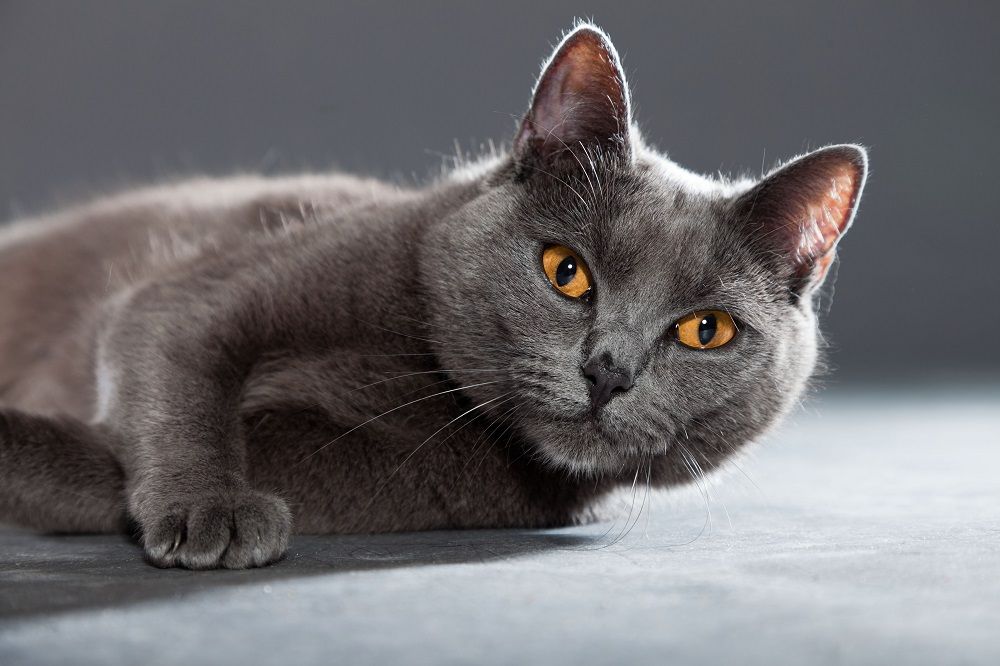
140 490 291 569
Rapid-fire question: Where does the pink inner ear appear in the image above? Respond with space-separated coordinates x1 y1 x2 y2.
516 27 630 158
533 39 625 141
796 166 858 277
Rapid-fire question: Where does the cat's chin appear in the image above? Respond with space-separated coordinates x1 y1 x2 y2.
521 408 672 477
536 441 666 478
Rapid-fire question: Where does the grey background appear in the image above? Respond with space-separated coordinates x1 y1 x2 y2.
1 1 997 383
3 6 999 663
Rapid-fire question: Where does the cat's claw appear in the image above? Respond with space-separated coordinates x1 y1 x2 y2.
141 491 291 569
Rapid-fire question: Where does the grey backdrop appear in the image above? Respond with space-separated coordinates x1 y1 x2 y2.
1 1 997 384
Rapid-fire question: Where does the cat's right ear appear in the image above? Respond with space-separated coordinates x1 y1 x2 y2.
513 24 632 172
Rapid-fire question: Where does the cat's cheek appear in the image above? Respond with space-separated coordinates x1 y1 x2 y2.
655 340 757 407
770 306 821 391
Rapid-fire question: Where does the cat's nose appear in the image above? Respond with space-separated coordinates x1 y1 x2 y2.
582 354 635 414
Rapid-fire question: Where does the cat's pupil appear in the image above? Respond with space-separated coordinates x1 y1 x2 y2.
698 314 717 346
555 256 577 287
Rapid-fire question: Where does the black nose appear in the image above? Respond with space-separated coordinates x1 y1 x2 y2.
582 355 634 413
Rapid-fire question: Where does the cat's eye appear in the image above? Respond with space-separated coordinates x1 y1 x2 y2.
541 245 593 299
672 310 738 350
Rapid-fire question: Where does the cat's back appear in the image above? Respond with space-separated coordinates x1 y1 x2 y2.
0 172 404 419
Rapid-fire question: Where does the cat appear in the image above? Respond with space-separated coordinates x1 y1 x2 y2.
0 23 867 569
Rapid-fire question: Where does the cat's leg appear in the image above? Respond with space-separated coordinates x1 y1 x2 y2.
113 380 293 569
102 272 298 569
0 408 125 532
115 398 293 570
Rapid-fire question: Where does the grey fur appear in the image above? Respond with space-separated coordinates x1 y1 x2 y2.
0 24 867 569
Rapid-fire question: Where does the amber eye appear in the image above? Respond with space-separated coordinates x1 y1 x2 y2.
673 310 738 350
541 245 593 299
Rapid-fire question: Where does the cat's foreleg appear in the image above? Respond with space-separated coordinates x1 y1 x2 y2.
102 277 295 569
0 408 125 532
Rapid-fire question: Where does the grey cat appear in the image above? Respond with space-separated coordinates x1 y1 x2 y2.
0 23 867 569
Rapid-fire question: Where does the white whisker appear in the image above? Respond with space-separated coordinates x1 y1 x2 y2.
297 380 510 463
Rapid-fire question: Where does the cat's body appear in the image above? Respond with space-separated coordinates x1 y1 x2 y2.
0 173 398 422
0 24 867 568
0 172 607 536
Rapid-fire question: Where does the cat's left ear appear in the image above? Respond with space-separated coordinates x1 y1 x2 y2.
514 24 632 169
733 144 868 294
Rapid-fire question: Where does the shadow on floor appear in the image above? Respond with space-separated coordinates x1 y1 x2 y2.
0 526 592 621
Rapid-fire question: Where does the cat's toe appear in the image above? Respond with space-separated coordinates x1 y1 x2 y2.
179 504 235 569
143 512 188 568
141 492 291 569
221 493 292 569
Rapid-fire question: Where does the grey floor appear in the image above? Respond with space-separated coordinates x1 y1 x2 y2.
1 388 998 665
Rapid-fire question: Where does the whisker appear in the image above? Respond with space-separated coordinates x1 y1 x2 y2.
462 401 519 474
587 460 643 550
354 392 515 525
697 424 764 496
347 315 445 346
471 404 522 476
677 442 714 537
357 352 439 358
642 456 653 538
350 368 507 393
609 459 645 547
296 379 511 463
393 313 478 336
618 453 653 544
688 442 734 530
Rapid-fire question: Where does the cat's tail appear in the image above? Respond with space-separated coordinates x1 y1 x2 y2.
0 408 126 532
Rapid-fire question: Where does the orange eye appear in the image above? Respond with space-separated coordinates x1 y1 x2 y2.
541 245 593 299
673 310 738 350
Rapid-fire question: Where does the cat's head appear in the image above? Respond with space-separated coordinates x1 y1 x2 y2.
423 24 867 481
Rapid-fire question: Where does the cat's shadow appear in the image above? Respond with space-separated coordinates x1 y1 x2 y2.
0 527 594 620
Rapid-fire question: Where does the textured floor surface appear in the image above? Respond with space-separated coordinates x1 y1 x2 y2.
1 388 998 665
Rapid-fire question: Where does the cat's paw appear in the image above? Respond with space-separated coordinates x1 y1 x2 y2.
141 490 291 569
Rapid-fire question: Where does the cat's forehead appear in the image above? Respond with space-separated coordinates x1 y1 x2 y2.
526 154 738 270
513 153 774 319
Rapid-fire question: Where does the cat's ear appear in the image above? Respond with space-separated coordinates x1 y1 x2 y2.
513 24 632 169
733 144 868 294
